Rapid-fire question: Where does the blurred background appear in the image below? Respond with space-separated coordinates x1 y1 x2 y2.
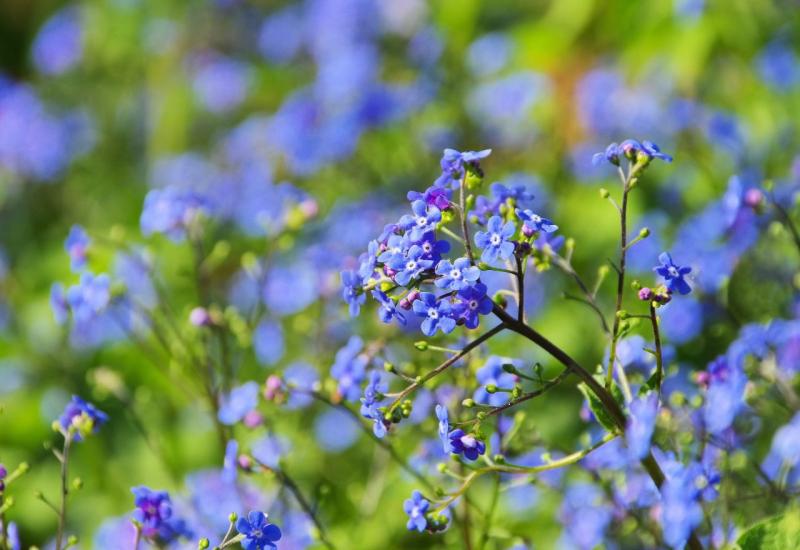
1 0 799 548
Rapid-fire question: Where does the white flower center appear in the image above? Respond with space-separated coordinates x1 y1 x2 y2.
422 242 432 253
668 266 679 277
406 260 418 271
416 216 427 227
450 269 461 279
468 299 479 310
461 435 477 448
490 233 502 246
427 308 439 319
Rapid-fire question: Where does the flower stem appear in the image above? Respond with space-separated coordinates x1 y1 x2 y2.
459 173 476 264
649 304 664 393
55 433 72 550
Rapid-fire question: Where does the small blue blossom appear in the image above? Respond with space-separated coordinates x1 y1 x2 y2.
455 282 493 329
403 490 429 532
435 404 450 455
515 208 558 236
58 395 108 440
218 382 259 425
474 216 516 265
434 257 480 291
400 200 442 242
340 270 366 317
131 486 191 543
377 233 408 266
641 140 673 162
235 511 282 550
372 290 406 325
416 232 451 262
51 283 69 324
448 429 486 461
330 336 368 402
436 148 492 187
412 293 456 337
592 142 620 166
626 393 659 460
654 252 692 295
358 240 380 279
407 185 452 211
64 225 90 272
223 439 239 482
390 245 434 286
473 356 517 406
32 7 83 75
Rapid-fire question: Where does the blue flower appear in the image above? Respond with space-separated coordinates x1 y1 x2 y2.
235 511 282 550
330 336 368 402
253 319 284 366
64 225 90 272
448 429 486 461
412 293 457 336
436 148 492 187
400 200 442 242
340 270 366 317
592 142 620 166
223 439 239 483
372 290 406 325
51 283 69 325
377 233 408 266
626 393 659 460
218 382 259 425
435 404 450 455
659 466 705 549
403 490 429 532
407 185 452 211
455 283 493 329
435 257 480 291
140 186 209 242
358 240 380 279
32 7 83 75
515 208 558 236
473 356 517 406
191 55 250 114
641 140 673 162
131 486 191 543
474 216 516 265
58 395 108 440
654 252 692 295
559 483 612 550
416 232 451 262
390 245 434 286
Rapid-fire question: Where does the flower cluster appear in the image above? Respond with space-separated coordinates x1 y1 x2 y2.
131 486 192 544
342 148 559 338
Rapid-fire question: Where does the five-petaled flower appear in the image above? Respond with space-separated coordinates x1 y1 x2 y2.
390 245 434 286
434 257 480 291
456 283 493 329
516 208 558 237
236 511 282 550
654 252 692 295
400 200 442 242
372 290 406 325
403 490 430 532
131 486 191 543
412 293 457 336
474 216 516 265
448 429 486 461
436 148 492 187
340 270 365 317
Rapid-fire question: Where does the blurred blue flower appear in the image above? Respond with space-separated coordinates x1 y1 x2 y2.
559 483 612 550
258 7 305 64
32 7 83 75
191 54 250 114
64 225 89 272
473 356 518 407
283 362 319 409
466 33 512 77
314 408 360 452
403 490 429 532
757 39 800 91
626 393 659 460
218 382 259 425
58 395 108 440
251 435 290 469
254 319 284 366
330 336 368 402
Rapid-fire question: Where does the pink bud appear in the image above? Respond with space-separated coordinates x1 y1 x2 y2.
189 307 211 327
638 287 653 301
263 375 282 400
243 410 263 428
237 454 253 470
744 188 763 209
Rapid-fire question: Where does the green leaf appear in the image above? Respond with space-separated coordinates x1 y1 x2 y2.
737 507 800 550
578 378 624 432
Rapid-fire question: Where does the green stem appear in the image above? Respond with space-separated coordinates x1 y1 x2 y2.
55 434 73 550
649 304 664 393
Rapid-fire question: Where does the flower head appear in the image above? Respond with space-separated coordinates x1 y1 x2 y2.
448 429 486 461
412 293 457 336
515 208 558 237
131 486 191 543
435 404 450 455
400 200 442 242
434 257 480 291
436 148 492 187
390 245 434 286
235 511 282 550
654 252 692 295
372 290 406 325
455 283 493 329
58 395 108 440
474 216 516 265
403 490 430 532
340 270 366 317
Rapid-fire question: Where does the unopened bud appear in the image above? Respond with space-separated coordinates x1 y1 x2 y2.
414 341 428 351
599 188 610 199
638 227 650 239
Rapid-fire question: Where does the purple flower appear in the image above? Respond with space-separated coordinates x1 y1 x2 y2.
455 282 493 329
390 245 433 286
403 490 429 532
407 185 452 211
448 429 486 460
65 225 90 272
515 208 558 236
235 511 282 550
58 395 108 440
131 486 191 543
372 290 406 325
412 293 456 336
340 270 365 317
218 382 259 425
654 252 692 295
435 404 450 455
474 216 516 265
416 232 451 263
400 200 442 242
435 257 480 291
